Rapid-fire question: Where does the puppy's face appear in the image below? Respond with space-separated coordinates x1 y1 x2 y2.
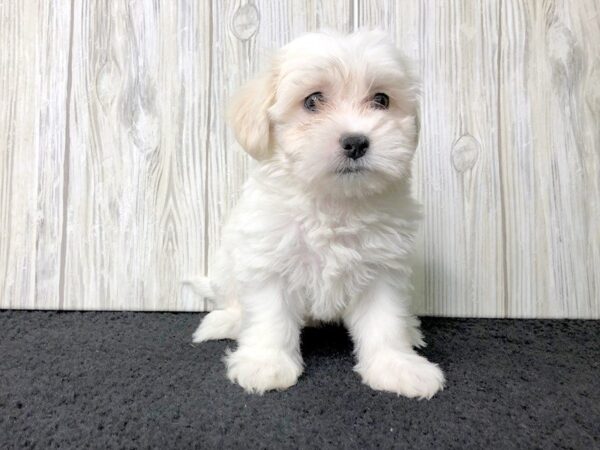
229 31 420 198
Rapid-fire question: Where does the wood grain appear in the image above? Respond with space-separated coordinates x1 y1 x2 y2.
0 1 71 309
499 0 600 317
415 1 506 317
1 1 598 317
62 1 210 311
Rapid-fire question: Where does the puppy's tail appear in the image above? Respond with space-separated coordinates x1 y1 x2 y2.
181 276 215 299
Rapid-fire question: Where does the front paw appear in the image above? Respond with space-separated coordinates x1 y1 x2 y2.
356 350 445 399
225 347 303 394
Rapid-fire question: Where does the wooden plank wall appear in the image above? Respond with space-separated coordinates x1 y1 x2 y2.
1 1 598 318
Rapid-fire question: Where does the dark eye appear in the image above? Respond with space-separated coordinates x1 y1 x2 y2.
371 93 389 109
304 92 324 112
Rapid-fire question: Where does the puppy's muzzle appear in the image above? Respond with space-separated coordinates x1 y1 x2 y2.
340 133 369 160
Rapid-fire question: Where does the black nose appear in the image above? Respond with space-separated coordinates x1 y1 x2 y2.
340 133 369 160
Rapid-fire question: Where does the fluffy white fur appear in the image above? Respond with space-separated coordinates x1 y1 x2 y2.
189 30 445 399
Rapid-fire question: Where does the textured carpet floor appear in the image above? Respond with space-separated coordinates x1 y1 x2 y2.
0 311 598 449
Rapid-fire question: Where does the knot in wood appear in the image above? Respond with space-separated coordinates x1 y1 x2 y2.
231 4 260 41
451 134 480 172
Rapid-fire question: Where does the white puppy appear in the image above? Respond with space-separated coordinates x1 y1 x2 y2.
189 30 445 399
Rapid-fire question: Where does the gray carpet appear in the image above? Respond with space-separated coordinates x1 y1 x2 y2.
1 311 598 449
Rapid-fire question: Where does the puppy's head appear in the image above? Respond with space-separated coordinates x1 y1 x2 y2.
229 30 420 197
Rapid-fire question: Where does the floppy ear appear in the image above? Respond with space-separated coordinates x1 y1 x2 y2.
228 63 279 161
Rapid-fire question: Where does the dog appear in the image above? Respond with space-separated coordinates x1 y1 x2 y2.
188 30 445 399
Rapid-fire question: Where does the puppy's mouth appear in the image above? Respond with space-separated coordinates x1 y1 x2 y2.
337 167 365 175
335 164 369 175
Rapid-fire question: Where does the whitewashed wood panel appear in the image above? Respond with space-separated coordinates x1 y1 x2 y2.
62 1 210 311
499 0 600 317
0 1 71 309
1 1 598 317
414 1 506 317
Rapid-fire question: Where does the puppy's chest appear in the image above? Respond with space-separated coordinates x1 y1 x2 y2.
293 222 364 281
281 217 406 319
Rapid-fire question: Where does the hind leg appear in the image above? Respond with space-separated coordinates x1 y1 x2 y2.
192 307 242 343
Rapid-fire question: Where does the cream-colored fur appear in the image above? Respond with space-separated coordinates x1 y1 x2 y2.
189 30 445 399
